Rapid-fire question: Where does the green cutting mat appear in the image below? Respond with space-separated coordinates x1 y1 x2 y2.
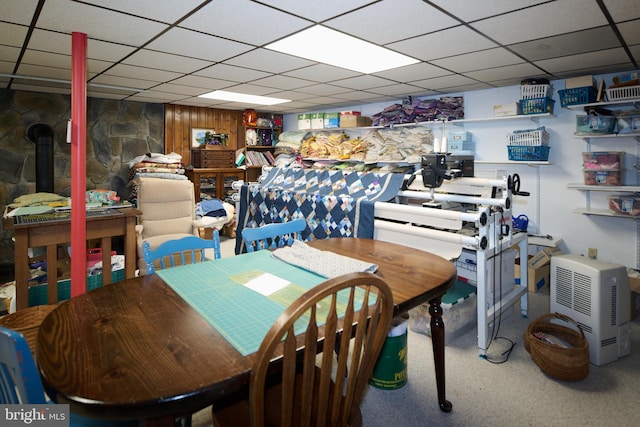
157 251 329 356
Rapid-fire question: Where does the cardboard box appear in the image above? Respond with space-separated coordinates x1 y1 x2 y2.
309 113 324 129
339 115 372 128
297 114 311 130
565 75 595 89
324 112 340 128
515 258 551 293
493 102 519 117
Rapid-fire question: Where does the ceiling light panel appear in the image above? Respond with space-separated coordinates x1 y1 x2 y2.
266 25 419 74
199 90 290 105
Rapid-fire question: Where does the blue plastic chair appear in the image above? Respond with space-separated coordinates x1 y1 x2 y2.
242 219 307 253
143 231 222 274
0 326 136 426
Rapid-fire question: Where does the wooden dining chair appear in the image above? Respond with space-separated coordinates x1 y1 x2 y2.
0 326 136 426
242 218 307 253
142 231 221 275
211 272 394 427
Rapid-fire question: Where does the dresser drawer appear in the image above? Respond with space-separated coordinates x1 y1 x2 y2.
191 149 234 168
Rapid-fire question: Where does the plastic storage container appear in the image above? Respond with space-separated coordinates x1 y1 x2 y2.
507 129 549 146
608 195 640 216
520 97 555 115
582 151 624 170
576 115 616 134
583 169 622 186
606 85 640 101
558 86 597 107
520 84 551 100
508 145 550 161
408 280 477 343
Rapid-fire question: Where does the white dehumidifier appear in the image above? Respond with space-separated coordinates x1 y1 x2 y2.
550 254 631 366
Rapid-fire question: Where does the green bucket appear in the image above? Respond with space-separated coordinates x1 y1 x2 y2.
369 330 408 390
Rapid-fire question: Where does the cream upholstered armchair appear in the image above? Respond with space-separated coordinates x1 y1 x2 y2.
135 177 204 275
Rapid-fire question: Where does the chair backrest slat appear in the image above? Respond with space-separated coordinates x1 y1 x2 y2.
242 219 307 253
249 272 394 427
143 232 221 274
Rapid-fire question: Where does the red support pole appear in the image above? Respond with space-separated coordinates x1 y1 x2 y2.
71 32 87 298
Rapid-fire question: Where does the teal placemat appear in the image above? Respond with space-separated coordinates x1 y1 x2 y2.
157 251 328 356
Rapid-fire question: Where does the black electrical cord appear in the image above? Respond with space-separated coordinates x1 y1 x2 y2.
483 210 516 364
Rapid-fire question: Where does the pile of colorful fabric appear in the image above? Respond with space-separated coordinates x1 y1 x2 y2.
371 96 464 126
127 152 187 205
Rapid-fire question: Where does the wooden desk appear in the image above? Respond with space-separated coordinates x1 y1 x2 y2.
7 208 141 310
37 238 456 424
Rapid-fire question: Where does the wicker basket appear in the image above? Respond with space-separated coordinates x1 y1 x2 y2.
0 304 56 356
524 312 589 381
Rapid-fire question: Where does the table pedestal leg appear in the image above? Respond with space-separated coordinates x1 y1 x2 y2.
429 297 452 413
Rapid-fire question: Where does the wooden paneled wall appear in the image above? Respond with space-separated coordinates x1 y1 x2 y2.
164 104 244 164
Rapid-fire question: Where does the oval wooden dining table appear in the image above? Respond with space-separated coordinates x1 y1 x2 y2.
36 237 457 425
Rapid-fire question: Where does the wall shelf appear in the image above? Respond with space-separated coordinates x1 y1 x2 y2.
573 208 640 219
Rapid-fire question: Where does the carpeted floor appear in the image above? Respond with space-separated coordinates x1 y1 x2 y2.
194 237 639 427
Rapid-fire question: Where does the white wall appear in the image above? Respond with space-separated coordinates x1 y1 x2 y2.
282 71 640 269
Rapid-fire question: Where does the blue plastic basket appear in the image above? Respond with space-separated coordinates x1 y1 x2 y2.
28 269 125 307
520 97 555 115
558 87 597 107
508 145 550 161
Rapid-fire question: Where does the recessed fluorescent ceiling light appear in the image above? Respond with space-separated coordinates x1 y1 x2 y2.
199 90 290 105
266 25 419 74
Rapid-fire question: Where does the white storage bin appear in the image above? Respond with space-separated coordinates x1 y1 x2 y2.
520 84 551 99
409 280 477 343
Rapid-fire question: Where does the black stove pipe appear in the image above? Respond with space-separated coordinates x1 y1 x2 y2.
27 123 55 193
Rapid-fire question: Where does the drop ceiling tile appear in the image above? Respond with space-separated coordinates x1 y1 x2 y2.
464 63 544 82
630 44 640 63
146 28 253 62
429 0 550 21
28 29 138 62
244 75 311 91
150 83 214 97
388 26 497 61
431 48 524 73
534 48 632 74
194 64 271 82
282 64 361 83
471 0 607 45
325 0 459 45
105 64 183 82
411 74 478 90
2 0 39 24
331 75 398 91
291 84 354 97
0 22 29 47
88 74 159 90
38 0 168 46
80 0 205 23
602 0 640 22
509 27 621 62
373 62 452 83
618 20 640 45
179 0 310 45
257 0 377 22
436 82 493 94
368 83 426 97
169 97 217 107
122 50 210 74
16 64 70 80
0 45 22 64
21 50 70 70
168 75 233 91
224 48 314 74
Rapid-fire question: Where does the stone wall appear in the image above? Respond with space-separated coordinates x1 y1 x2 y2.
0 89 164 274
